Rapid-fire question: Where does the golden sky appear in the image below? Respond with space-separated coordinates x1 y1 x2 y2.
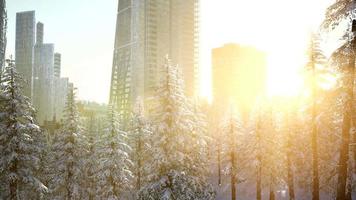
200 0 335 100
7 0 335 103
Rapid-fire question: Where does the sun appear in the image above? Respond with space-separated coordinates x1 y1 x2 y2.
265 44 307 98
199 0 335 102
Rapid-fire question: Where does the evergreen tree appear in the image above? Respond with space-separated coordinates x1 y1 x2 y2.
250 103 264 200
0 59 47 199
322 2 356 199
128 99 152 193
329 39 356 200
83 113 100 200
219 109 244 200
48 86 86 199
306 33 327 200
138 57 214 200
188 101 212 185
262 105 284 200
95 105 133 199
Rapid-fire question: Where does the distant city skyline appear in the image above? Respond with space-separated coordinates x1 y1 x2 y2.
6 0 334 103
109 0 199 119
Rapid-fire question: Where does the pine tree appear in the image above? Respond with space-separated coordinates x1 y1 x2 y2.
330 38 356 200
189 101 212 184
305 33 327 200
95 105 133 199
83 113 100 200
138 56 214 200
262 105 283 200
322 2 356 199
219 109 244 200
0 59 47 199
48 86 85 199
322 0 355 30
128 99 152 192
251 106 263 200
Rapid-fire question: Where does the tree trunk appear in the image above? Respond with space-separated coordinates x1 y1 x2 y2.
256 158 262 200
269 185 275 200
311 52 320 200
218 139 222 186
229 116 237 200
346 156 353 200
287 145 295 200
354 129 356 174
286 112 295 200
256 116 262 200
137 133 142 190
336 38 355 200
231 150 236 200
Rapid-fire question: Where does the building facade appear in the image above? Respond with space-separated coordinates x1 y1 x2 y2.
212 43 267 116
15 11 70 125
32 22 55 124
54 52 61 78
15 11 36 98
54 77 69 120
109 0 199 119
33 42 55 124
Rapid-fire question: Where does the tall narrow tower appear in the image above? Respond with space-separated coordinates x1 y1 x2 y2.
15 11 35 98
33 22 55 124
109 0 199 119
0 0 6 75
54 53 61 78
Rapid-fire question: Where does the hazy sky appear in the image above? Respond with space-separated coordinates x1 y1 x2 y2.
7 0 334 103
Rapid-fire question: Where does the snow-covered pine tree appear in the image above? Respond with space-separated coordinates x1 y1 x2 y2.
322 0 355 31
48 86 86 199
128 98 152 193
0 59 47 199
328 39 356 200
138 56 214 200
27 126 49 200
261 104 284 200
219 109 244 200
83 113 100 200
322 2 356 199
305 33 322 200
95 105 133 199
188 100 212 186
249 103 264 200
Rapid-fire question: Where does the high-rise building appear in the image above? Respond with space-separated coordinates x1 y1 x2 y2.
0 0 6 75
53 52 69 120
54 77 69 120
109 0 199 119
54 53 61 78
36 22 43 44
212 44 267 116
33 22 55 124
15 11 35 98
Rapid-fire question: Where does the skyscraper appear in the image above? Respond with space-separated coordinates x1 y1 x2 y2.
36 22 43 44
0 0 6 74
15 11 35 98
54 53 61 78
109 0 199 119
54 77 69 120
212 44 267 116
33 22 55 124
53 52 69 120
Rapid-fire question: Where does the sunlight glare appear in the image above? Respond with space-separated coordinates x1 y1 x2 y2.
200 0 335 100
